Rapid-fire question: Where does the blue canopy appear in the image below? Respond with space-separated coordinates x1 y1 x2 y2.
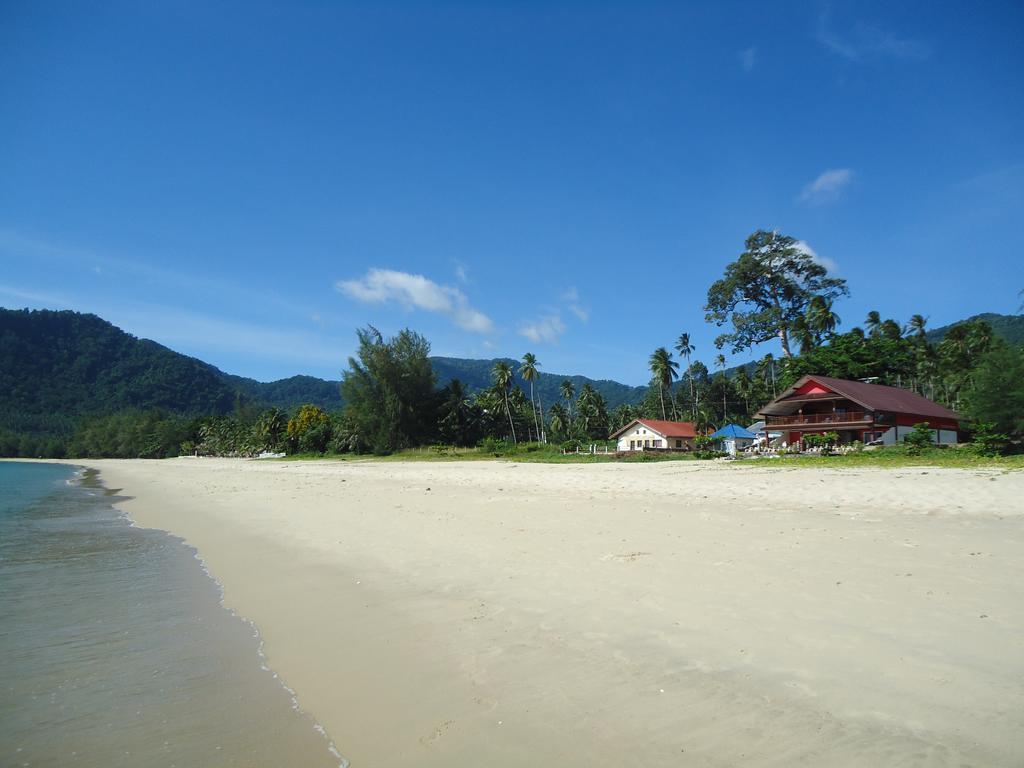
710 424 757 440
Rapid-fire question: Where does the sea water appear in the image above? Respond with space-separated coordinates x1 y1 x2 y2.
0 462 343 767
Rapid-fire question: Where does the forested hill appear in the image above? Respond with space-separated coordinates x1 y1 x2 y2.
430 357 645 410
0 309 343 437
0 309 239 438
0 309 642 441
925 313 1024 347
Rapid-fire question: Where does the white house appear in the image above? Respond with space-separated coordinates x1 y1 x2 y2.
610 419 699 452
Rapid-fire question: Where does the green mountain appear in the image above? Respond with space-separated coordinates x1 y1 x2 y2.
429 356 645 411
925 313 1024 347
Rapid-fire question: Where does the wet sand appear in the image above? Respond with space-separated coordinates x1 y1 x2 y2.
82 457 1024 767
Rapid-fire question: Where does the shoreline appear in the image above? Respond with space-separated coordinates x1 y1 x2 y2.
57 457 1024 766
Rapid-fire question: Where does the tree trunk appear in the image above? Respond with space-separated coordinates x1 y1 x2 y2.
537 390 545 442
529 381 540 445
779 326 793 358
659 385 667 420
504 391 517 444
686 353 696 419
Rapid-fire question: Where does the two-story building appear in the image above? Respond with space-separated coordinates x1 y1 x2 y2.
756 375 961 447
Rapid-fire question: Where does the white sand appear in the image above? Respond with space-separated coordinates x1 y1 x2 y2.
83 458 1023 766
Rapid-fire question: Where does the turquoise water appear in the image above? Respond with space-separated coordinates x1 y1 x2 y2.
0 462 343 767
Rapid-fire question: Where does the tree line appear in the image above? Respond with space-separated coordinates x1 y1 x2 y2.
1 229 1019 458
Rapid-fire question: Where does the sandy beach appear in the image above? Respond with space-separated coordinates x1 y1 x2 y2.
80 457 1023 767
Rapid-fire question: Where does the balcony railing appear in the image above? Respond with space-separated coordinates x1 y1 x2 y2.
764 411 870 427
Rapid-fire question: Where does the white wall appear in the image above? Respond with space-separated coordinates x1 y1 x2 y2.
616 424 664 451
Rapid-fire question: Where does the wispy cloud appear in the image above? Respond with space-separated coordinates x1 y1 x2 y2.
0 283 73 308
799 168 854 204
563 287 589 323
795 240 839 274
0 228 325 322
739 47 757 73
816 6 929 63
337 268 493 333
519 313 566 344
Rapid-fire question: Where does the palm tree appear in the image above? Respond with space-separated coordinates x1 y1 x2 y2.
807 296 841 338
714 354 728 419
519 352 542 443
792 314 817 353
491 361 517 444
907 314 928 339
756 353 777 398
733 368 752 417
865 310 882 337
548 402 568 440
648 347 679 421
560 379 575 429
675 332 696 418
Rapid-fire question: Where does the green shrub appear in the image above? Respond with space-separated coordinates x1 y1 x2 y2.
968 422 1011 457
903 422 935 456
480 437 514 456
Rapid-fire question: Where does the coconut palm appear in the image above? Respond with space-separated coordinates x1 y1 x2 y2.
756 353 777 398
792 314 817 353
865 310 882 337
675 332 696 418
519 352 542 442
560 378 575 428
648 347 679 421
807 296 841 338
548 402 569 440
906 314 928 339
491 361 517 444
714 354 728 418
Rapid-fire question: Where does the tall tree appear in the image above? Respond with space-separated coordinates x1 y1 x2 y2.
906 314 928 339
492 361 517 444
560 379 576 429
705 230 848 357
675 332 696 418
865 310 882 337
519 352 542 443
648 347 679 420
807 295 841 338
341 326 437 454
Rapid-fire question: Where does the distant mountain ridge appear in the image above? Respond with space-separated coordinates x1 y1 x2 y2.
1 308 1020 440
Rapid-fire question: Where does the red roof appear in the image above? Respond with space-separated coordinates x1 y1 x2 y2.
761 375 960 421
610 418 698 440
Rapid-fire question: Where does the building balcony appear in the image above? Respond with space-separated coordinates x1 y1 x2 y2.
764 411 871 427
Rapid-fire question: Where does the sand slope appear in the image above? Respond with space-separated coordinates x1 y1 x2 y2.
87 458 1023 767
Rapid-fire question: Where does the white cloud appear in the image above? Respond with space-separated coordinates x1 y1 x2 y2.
799 168 853 204
816 7 929 62
562 286 589 323
739 47 757 73
336 268 493 333
519 313 566 344
795 240 839 274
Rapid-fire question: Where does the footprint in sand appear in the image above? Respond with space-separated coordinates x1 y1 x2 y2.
420 719 456 746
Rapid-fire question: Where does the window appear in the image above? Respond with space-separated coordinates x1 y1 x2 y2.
654 439 662 447
675 439 682 448
630 440 635 449
644 439 650 447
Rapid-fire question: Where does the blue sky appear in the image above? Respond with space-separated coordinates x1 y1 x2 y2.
2 1 1022 385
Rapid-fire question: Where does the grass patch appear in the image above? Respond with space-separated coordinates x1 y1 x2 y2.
276 444 1024 470
748 445 1024 470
